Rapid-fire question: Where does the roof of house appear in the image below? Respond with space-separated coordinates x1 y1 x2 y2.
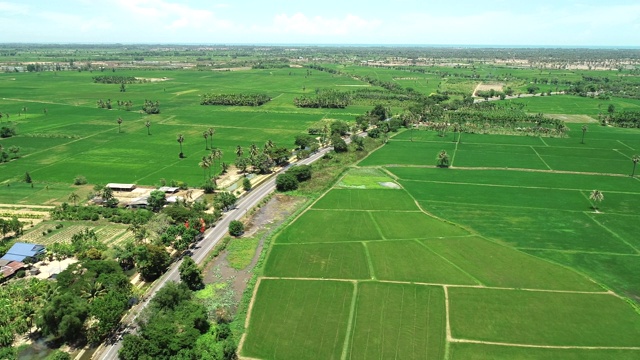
0 243 45 262
106 183 136 190
128 197 149 206
1 260 25 278
158 186 180 193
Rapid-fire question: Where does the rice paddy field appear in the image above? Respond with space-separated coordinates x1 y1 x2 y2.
2 58 640 359
0 67 372 204
242 116 640 359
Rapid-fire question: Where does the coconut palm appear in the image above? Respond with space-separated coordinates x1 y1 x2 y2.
581 125 587 144
589 190 604 211
235 145 243 158
249 143 259 159
68 192 79 206
210 148 223 178
177 134 185 157
203 131 209 150
199 156 211 181
81 282 107 303
453 122 461 143
436 150 450 168
264 139 275 152
207 127 215 148
631 155 640 177
145 120 151 135
117 117 123 133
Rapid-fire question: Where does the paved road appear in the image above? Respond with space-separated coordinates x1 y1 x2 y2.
96 142 342 359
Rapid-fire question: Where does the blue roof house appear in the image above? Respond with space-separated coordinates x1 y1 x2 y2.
0 242 45 262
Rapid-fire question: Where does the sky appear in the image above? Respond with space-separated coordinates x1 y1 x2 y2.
0 0 639 46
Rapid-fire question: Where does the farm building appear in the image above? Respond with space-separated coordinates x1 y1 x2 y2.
106 183 137 192
0 242 45 263
127 197 148 209
158 186 179 194
0 259 25 283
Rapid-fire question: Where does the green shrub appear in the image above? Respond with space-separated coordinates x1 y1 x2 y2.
73 175 87 185
276 173 299 192
229 220 244 237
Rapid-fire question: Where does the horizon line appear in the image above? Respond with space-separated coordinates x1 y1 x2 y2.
0 42 639 50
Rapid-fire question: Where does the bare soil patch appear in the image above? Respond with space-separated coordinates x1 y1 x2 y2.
202 194 307 304
473 82 505 96
543 114 598 123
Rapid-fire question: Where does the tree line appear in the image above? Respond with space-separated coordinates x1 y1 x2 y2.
201 93 271 106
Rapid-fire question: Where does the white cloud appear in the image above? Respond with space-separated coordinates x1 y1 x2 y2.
0 1 28 14
263 12 382 40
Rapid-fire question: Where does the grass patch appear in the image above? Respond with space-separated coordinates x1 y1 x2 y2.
226 234 261 270
449 287 640 346
265 243 370 279
347 282 446 360
336 167 398 189
241 279 353 360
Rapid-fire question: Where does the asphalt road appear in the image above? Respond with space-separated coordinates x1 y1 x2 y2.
96 142 341 360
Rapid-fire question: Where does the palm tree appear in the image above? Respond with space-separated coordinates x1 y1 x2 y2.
177 134 185 157
208 127 215 148
117 117 123 133
436 150 450 168
264 139 275 152
81 282 107 303
249 143 259 159
581 125 587 144
199 156 211 181
322 124 330 146
631 155 640 177
203 131 209 150
68 192 79 206
210 148 223 176
145 120 151 135
235 145 243 158
453 122 461 143
589 190 604 211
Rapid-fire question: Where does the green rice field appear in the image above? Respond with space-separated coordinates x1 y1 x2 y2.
243 118 640 359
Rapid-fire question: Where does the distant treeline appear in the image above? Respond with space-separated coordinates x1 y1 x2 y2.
200 93 271 106
294 89 351 108
93 75 139 84
607 111 640 128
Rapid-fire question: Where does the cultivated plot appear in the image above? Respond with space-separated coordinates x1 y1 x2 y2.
347 282 446 360
448 287 640 347
242 279 354 360
424 236 602 291
275 210 381 244
425 204 636 254
358 140 456 166
265 243 371 280
449 343 640 360
367 240 478 285
312 189 417 211
370 211 470 240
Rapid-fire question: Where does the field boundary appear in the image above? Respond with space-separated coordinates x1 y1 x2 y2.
448 338 640 350
340 282 359 360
